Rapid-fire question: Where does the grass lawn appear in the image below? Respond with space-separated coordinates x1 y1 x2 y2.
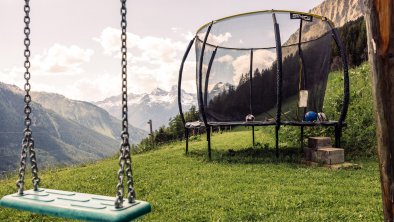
0 129 383 221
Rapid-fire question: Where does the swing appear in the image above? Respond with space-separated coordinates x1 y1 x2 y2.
0 0 151 221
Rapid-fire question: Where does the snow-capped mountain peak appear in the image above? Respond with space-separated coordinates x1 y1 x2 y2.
211 82 232 92
170 85 178 92
151 88 167 96
95 86 197 130
209 82 233 98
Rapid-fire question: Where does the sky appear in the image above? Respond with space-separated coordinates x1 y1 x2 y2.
0 0 324 102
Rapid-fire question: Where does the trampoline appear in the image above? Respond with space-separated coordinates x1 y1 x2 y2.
178 10 349 158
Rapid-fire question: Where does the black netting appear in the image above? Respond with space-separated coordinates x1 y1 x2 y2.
194 11 335 124
280 32 332 121
205 47 254 122
250 48 278 122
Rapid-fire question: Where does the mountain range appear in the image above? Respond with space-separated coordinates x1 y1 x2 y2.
95 85 196 130
209 82 233 99
0 82 146 173
31 91 146 141
309 0 363 27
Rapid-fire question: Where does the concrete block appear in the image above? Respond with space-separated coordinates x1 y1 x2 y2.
308 137 331 149
302 161 361 170
303 147 312 161
311 147 345 165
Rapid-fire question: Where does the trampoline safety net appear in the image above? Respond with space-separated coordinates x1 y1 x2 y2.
195 11 335 123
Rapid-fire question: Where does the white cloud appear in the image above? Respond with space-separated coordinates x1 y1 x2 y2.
208 32 232 45
93 27 140 55
127 60 180 94
0 66 64 96
1 28 197 102
171 27 180 32
198 32 232 45
2 44 94 80
179 61 197 93
69 74 119 102
0 68 20 86
138 36 184 63
31 44 94 75
63 63 189 102
93 27 194 95
94 27 185 63
232 50 276 84
0 43 96 101
217 55 234 63
181 31 195 41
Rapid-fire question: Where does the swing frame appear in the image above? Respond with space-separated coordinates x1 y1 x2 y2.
0 0 151 221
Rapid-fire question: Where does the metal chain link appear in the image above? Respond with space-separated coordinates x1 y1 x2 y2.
16 0 40 195
115 0 135 208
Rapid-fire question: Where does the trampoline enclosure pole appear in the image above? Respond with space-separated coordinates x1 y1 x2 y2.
272 12 283 158
178 37 196 127
185 128 189 154
300 126 304 152
327 20 350 149
178 37 195 153
252 126 255 146
275 126 279 158
335 124 341 148
207 127 212 160
197 22 213 160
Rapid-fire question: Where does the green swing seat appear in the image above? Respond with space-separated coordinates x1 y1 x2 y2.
1 1 152 221
0 188 151 222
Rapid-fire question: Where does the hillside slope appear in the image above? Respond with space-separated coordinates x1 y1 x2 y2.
0 83 120 172
0 130 382 221
310 0 363 27
32 91 147 143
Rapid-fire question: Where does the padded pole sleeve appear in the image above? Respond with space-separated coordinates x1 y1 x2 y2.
327 21 350 126
198 22 213 126
297 20 308 120
178 37 196 127
204 47 218 108
249 49 254 114
272 12 283 158
272 13 283 126
297 20 307 90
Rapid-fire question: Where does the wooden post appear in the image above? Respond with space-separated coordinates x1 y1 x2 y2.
147 119 153 135
147 119 154 148
365 0 394 221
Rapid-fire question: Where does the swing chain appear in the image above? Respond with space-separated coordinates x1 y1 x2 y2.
16 0 40 195
115 0 135 209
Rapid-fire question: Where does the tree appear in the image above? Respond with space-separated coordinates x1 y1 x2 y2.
365 0 394 220
136 106 202 150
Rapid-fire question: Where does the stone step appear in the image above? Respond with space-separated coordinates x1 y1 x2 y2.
302 160 361 170
303 147 313 161
308 137 332 149
311 147 345 165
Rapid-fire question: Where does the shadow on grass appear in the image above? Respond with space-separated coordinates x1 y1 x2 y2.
187 143 303 165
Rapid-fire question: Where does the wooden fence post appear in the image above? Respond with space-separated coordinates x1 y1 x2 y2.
365 0 394 221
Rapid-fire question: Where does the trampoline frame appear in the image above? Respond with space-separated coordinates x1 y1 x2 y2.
178 10 349 159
